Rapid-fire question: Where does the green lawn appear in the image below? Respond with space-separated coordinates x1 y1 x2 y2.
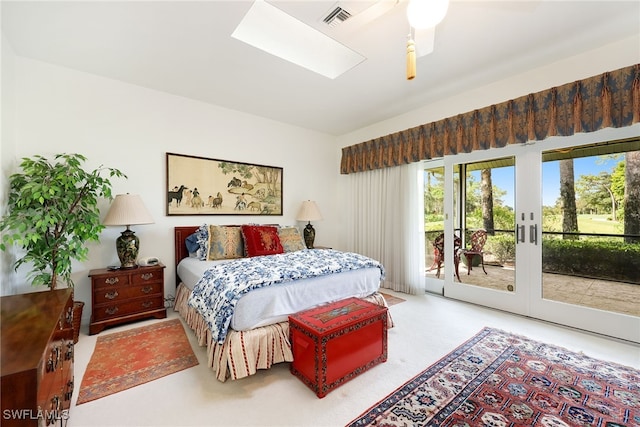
426 214 622 235
577 214 622 234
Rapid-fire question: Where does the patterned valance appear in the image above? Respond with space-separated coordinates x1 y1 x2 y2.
341 64 640 174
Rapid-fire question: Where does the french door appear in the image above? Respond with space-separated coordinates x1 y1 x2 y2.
439 125 640 343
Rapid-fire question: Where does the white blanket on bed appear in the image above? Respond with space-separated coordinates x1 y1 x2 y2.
178 258 381 331
187 249 385 344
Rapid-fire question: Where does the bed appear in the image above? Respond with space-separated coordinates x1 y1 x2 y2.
173 225 391 382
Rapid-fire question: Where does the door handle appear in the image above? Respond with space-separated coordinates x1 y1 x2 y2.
517 225 525 243
529 224 538 245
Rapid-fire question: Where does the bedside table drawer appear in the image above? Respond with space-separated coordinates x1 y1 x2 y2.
131 268 162 284
93 296 164 321
93 282 163 305
92 273 131 288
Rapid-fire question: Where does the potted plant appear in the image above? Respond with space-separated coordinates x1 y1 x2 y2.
0 153 125 341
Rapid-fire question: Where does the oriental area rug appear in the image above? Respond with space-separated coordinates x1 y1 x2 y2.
77 319 198 405
348 327 639 427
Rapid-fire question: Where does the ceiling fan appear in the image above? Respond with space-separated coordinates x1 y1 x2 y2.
319 0 535 80
318 0 449 79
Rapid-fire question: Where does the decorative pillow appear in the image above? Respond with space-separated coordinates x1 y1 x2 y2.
194 224 209 260
278 226 306 252
185 232 200 254
207 225 244 260
241 225 284 257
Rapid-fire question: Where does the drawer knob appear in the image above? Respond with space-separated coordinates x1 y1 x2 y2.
142 301 154 308
65 307 73 326
65 342 74 361
48 396 61 424
140 273 154 281
141 286 153 294
105 277 119 285
105 290 119 300
105 306 119 315
47 346 61 372
64 379 74 401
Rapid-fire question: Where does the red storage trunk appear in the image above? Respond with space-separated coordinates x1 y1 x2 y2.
289 297 388 398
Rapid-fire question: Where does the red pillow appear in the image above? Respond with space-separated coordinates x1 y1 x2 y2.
241 225 284 257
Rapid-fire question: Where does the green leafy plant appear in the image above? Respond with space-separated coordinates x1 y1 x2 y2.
542 238 640 282
485 234 515 265
0 153 126 289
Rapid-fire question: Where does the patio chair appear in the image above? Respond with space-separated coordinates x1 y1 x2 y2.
462 229 488 275
431 233 461 281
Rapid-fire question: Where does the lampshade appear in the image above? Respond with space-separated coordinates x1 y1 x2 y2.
296 200 323 222
103 194 154 269
406 0 449 30
103 194 154 226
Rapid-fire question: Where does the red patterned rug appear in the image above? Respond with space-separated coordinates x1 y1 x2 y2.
348 327 639 426
77 319 198 405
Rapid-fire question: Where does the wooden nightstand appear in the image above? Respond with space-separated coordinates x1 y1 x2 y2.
89 264 166 335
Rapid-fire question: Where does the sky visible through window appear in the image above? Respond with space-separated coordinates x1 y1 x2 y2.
474 156 620 209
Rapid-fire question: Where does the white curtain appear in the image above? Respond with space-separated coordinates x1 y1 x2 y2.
346 162 425 295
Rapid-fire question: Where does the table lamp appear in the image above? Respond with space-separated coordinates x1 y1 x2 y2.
103 194 154 268
296 200 323 249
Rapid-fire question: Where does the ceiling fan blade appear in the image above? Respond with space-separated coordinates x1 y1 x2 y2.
414 27 435 57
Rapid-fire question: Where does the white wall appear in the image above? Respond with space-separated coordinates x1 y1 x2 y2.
1 33 18 294
334 35 640 249
1 57 339 324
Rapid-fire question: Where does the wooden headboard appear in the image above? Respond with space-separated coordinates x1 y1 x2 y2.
174 226 199 287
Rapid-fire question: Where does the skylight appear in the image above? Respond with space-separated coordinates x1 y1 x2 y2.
231 0 366 79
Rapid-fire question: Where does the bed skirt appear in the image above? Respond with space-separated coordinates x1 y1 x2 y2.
174 283 392 382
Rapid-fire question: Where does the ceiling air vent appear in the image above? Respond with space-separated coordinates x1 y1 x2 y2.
323 6 352 27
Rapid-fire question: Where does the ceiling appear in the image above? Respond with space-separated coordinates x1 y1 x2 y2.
2 1 639 136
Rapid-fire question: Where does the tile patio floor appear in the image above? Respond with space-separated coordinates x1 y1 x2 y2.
426 262 640 317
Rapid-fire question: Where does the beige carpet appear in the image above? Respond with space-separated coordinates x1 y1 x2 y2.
67 291 638 427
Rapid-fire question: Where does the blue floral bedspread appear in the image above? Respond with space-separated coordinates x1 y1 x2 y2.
187 249 385 343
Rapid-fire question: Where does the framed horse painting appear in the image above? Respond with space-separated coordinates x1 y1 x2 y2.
166 152 283 216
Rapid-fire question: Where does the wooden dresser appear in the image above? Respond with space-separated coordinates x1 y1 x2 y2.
88 264 166 335
1 288 74 426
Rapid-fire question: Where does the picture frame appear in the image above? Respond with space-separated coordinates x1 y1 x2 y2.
166 152 283 216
